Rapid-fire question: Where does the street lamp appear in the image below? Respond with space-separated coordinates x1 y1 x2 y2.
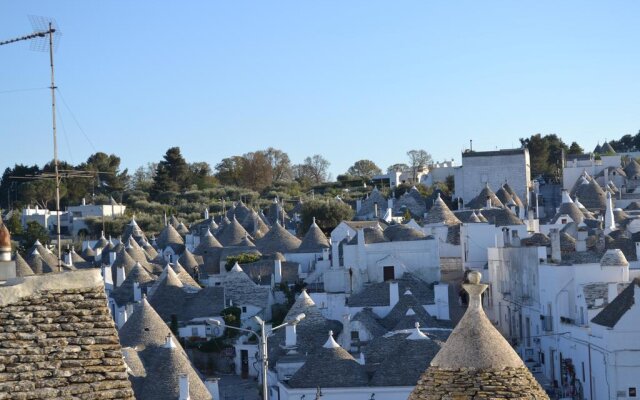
207 313 306 400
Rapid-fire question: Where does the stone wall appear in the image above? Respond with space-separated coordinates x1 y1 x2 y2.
0 285 135 399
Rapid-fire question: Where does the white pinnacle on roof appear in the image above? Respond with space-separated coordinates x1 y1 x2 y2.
323 331 341 349
230 262 243 273
405 308 416 316
406 322 429 340
561 189 573 204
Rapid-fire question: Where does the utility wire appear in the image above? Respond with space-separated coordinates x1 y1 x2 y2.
55 88 97 152
0 87 48 94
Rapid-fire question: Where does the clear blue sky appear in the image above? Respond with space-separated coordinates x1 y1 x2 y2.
1 1 639 178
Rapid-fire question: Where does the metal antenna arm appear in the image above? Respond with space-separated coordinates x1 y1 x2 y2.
0 29 53 47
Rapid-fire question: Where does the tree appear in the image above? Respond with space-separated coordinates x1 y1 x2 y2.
294 155 330 185
387 163 409 173
215 156 244 186
81 152 129 193
21 179 65 209
130 163 157 191
23 221 50 248
189 162 217 189
347 160 382 180
152 147 191 195
240 151 273 191
521 134 549 178
264 147 293 182
6 210 23 236
567 142 584 155
300 199 354 234
406 150 432 182
0 164 41 209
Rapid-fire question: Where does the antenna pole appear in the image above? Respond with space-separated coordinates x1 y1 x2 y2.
48 22 62 271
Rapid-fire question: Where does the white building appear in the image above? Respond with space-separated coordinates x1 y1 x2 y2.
454 148 531 208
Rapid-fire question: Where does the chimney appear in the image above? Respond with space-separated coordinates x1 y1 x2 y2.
82 197 86 206
102 264 113 290
179 374 190 400
285 324 297 347
205 378 220 400
64 249 72 267
374 202 379 218
434 283 450 320
133 281 142 302
358 352 366 365
550 229 561 263
511 230 521 247
607 283 619 304
576 228 588 252
356 199 362 212
116 265 126 287
596 230 606 253
486 196 492 209
341 314 351 349
389 281 400 308
109 250 117 266
274 259 282 284
604 191 615 234
502 227 510 247
204 208 209 220
636 242 640 262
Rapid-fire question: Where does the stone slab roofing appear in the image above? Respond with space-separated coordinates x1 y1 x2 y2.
0 270 134 399
592 278 639 328
347 274 434 307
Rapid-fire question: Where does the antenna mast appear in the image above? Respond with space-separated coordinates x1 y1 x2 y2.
1 16 63 271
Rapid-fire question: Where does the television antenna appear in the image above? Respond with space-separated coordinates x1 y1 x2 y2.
1 16 64 270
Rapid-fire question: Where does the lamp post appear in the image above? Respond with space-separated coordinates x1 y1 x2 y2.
208 313 306 400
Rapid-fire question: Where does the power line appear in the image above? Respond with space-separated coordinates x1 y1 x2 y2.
55 88 97 152
0 87 49 95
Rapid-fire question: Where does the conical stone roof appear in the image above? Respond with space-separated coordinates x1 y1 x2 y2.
466 184 504 209
119 298 174 348
288 332 369 389
216 217 251 246
156 224 185 251
256 222 302 255
624 158 640 179
14 252 34 277
177 249 200 276
409 271 549 399
424 193 460 226
297 219 330 253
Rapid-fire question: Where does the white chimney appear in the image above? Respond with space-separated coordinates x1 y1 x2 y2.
109 251 117 266
274 260 282 284
341 314 351 349
511 230 521 247
116 265 126 287
133 281 142 302
374 202 379 218
356 199 362 212
607 283 619 304
102 264 113 291
550 229 561 263
434 283 450 320
205 378 220 400
179 374 190 400
358 352 365 365
204 208 210 220
577 228 588 252
604 191 615 234
502 228 510 247
285 324 297 348
82 197 86 206
64 251 72 267
486 196 492 209
389 281 400 308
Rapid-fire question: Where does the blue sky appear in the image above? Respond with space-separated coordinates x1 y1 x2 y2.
1 1 639 178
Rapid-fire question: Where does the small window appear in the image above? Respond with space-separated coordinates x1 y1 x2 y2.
350 331 360 341
241 306 247 313
630 388 637 398
383 266 395 281
191 327 198 336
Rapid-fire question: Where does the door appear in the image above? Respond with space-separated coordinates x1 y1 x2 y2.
383 266 395 281
241 350 249 379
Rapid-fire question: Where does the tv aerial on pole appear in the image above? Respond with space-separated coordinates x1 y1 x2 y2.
1 16 65 271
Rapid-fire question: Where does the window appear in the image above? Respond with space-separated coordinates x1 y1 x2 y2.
350 331 360 341
630 388 637 398
191 327 199 337
241 306 247 313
